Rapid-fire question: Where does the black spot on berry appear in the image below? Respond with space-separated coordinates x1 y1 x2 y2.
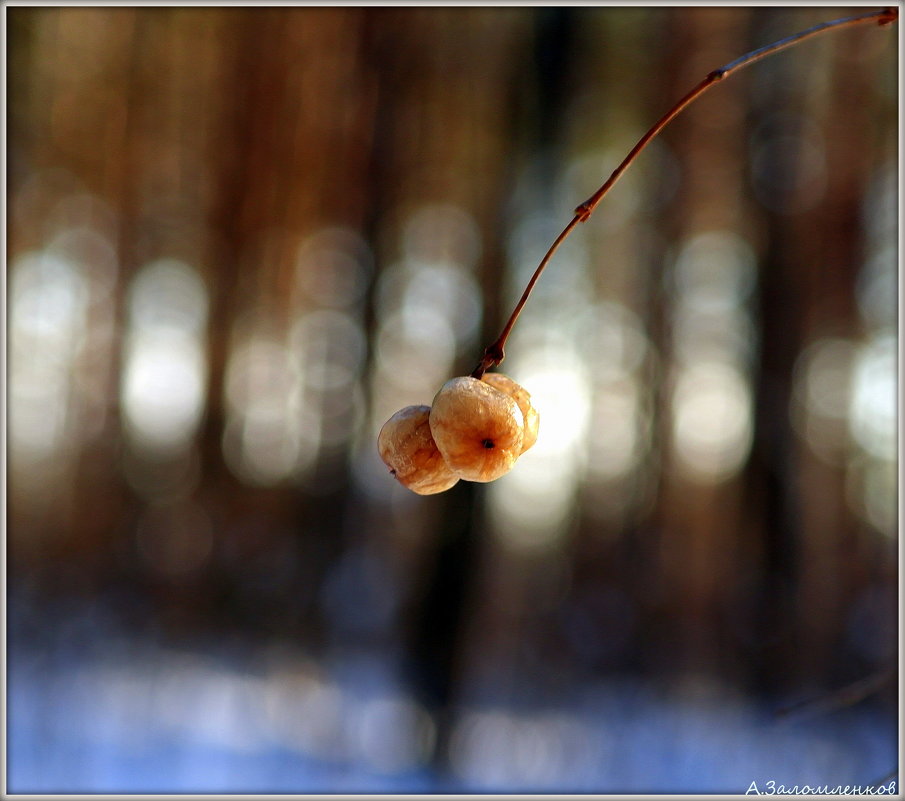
482 439 495 449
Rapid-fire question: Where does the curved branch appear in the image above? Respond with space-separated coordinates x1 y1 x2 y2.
471 6 897 379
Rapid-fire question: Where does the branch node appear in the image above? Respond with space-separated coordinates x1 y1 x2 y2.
470 343 505 379
574 203 593 222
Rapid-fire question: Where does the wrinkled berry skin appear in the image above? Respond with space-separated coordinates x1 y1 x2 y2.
429 376 524 482
481 372 540 454
377 405 460 495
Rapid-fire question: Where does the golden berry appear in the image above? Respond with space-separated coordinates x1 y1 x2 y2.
481 372 540 454
429 376 524 482
377 405 460 495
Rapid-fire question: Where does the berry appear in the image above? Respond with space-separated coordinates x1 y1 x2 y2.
429 376 524 482
377 405 460 495
481 372 539 454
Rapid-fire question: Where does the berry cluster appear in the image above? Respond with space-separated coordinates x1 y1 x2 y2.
377 373 539 494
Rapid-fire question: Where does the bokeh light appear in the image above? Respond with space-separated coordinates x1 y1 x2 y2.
222 332 310 486
849 333 896 463
121 259 210 457
9 250 89 467
667 231 756 483
791 337 858 465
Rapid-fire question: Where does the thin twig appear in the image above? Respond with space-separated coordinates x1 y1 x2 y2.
471 6 898 379
866 767 898 791
774 667 895 722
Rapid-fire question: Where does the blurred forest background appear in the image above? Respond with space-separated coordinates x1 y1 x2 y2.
5 4 899 794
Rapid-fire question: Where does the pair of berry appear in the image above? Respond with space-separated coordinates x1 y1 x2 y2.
378 373 540 494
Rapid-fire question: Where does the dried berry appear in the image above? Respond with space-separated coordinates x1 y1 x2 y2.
481 372 540 454
429 376 524 482
377 405 460 495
